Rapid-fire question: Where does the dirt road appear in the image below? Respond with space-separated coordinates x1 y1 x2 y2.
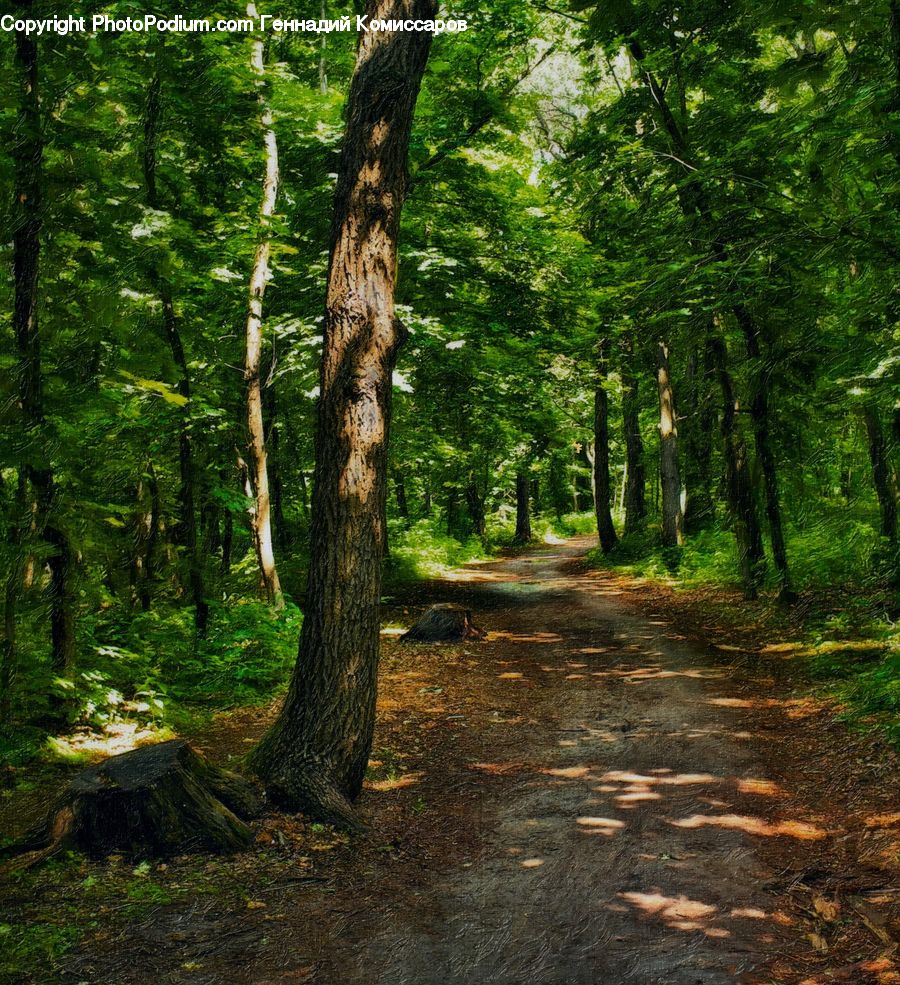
64 539 899 985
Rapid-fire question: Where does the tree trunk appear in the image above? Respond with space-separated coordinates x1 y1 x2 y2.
12 12 76 673
243 14 284 610
143 72 208 633
465 482 487 538
514 472 533 543
446 487 461 535
394 473 410 520
1 473 28 722
593 341 618 553
264 390 288 551
656 341 685 548
319 0 329 94
863 404 898 543
6 741 261 866
682 337 716 532
162 292 208 633
621 334 646 535
735 307 794 601
709 333 766 599
250 2 435 829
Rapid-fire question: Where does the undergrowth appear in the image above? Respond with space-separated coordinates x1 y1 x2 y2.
585 512 900 747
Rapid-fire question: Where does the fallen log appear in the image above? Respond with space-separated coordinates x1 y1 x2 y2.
3 739 261 868
401 603 485 643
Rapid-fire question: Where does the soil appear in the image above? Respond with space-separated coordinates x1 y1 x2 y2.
10 538 900 984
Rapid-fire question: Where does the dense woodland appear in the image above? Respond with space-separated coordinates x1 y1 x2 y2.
1 0 899 812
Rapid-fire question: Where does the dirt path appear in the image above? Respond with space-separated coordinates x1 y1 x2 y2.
57 539 899 985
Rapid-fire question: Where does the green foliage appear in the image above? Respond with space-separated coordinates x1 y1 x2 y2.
0 921 79 984
385 519 489 581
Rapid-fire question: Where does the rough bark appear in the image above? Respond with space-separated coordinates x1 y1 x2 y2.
12 10 76 673
656 342 685 548
709 333 766 600
620 334 646 535
4 740 261 867
514 472 533 544
401 604 485 643
863 404 898 543
250 3 435 829
593 341 618 553
243 13 284 609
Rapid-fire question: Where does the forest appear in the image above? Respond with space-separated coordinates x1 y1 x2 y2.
1 1 899 983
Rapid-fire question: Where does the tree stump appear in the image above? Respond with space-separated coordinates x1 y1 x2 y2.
401 604 485 643
4 740 261 866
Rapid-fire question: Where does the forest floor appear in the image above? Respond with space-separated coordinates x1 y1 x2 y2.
3 537 900 984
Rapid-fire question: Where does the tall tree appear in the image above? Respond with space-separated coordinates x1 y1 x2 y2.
593 339 618 553
251 3 437 827
656 341 684 548
12 6 76 674
243 8 284 610
142 66 208 633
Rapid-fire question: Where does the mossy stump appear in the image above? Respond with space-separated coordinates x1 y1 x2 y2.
5 739 261 867
401 603 485 643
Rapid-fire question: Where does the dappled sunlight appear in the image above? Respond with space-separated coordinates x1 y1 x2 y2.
367 772 423 792
707 697 781 709
669 813 829 840
667 726 756 741
469 761 528 776
576 816 625 836
520 857 545 868
48 722 172 761
589 665 725 684
616 890 741 938
599 770 717 786
441 567 522 584
542 765 592 779
489 630 565 645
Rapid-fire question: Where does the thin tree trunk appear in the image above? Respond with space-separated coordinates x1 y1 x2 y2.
514 472 533 543
682 337 716 532
1 473 28 722
143 72 208 633
593 341 618 553
735 307 794 600
394 473 410 520
709 332 766 599
863 404 898 543
621 333 646 535
12 11 76 673
251 1 436 828
264 386 288 551
243 11 283 610
132 462 160 611
656 341 685 548
319 0 329 94
466 482 486 538
162 291 208 633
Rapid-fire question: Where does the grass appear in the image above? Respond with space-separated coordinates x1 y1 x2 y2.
585 508 900 748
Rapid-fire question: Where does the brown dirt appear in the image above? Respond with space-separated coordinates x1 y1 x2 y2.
10 538 900 984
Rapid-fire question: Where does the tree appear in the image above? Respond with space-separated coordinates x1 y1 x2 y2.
243 6 284 610
251 2 437 828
